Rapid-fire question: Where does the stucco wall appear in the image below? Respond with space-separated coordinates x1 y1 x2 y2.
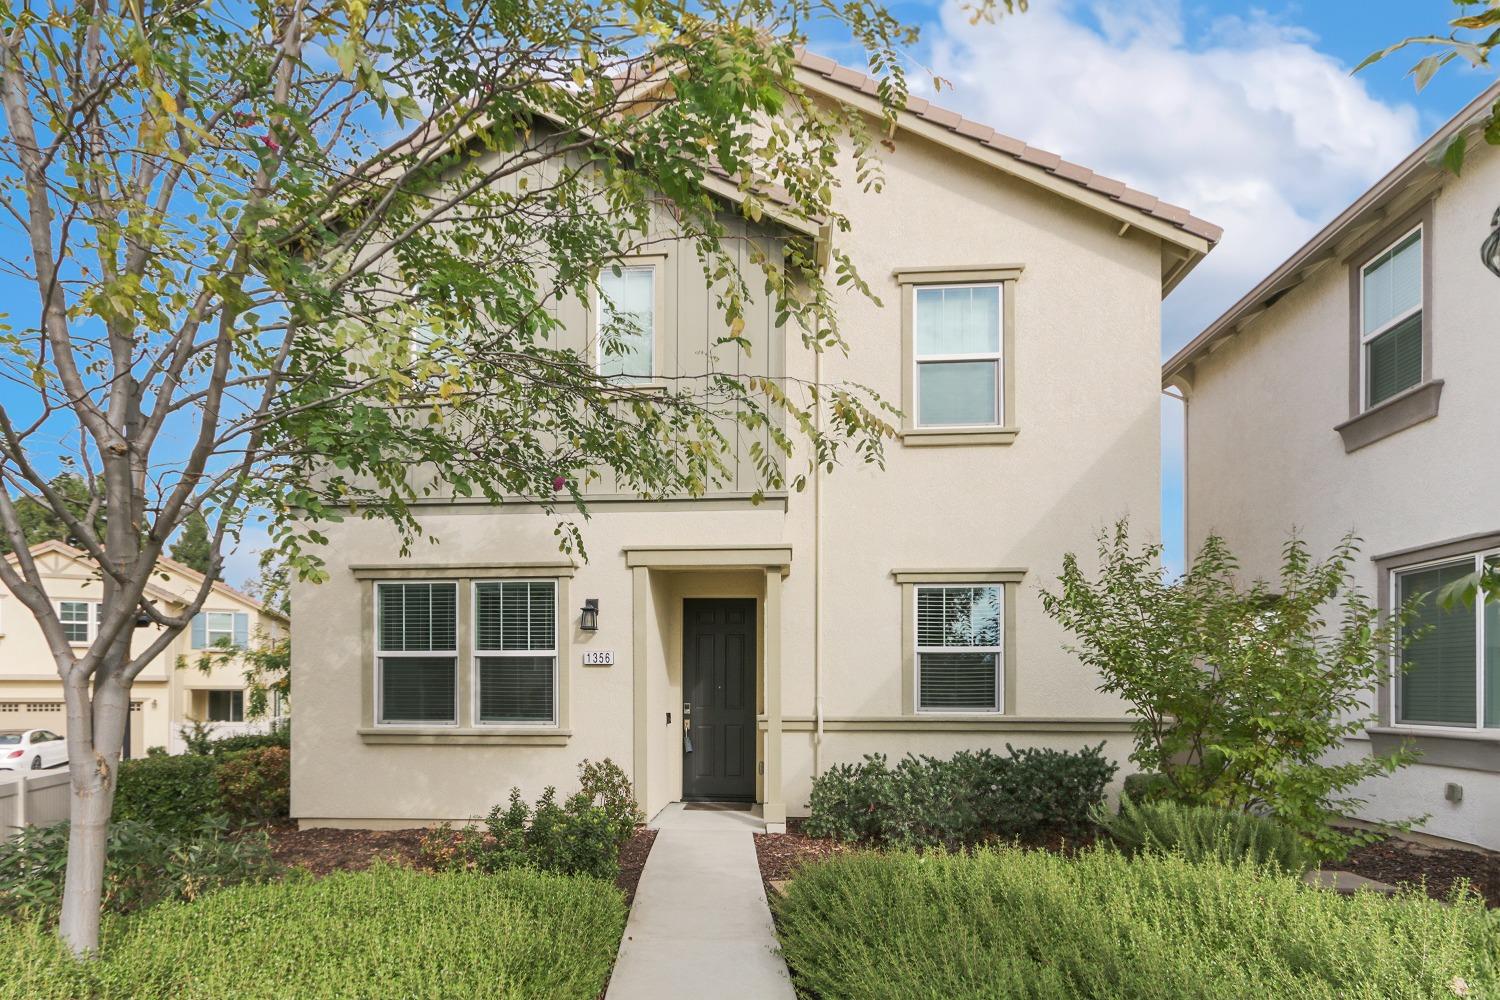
1182 142 1500 848
291 109 1171 825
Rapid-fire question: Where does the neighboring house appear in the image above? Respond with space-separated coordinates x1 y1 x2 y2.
290 52 1221 830
1165 84 1500 850
0 541 287 757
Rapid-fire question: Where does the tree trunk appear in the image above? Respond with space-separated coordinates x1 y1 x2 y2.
57 668 126 956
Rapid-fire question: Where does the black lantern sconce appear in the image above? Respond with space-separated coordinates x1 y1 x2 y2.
579 599 600 631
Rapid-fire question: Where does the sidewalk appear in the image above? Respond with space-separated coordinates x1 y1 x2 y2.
605 803 796 999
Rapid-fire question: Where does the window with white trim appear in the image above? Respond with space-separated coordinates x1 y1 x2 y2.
203 612 235 647
59 601 102 644
1396 551 1498 729
915 584 1003 712
1360 227 1423 409
597 264 655 382
474 580 557 725
914 284 1002 427
376 582 458 725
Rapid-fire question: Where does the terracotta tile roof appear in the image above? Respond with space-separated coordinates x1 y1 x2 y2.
795 51 1222 245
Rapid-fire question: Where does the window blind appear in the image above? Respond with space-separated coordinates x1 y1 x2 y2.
475 581 555 651
478 656 554 723
1362 231 1421 335
1366 312 1422 406
378 583 457 652
380 656 457 724
1400 562 1477 726
916 585 1002 711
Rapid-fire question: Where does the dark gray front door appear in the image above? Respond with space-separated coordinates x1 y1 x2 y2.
682 598 756 802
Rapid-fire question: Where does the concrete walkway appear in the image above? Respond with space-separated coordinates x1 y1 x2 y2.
606 804 796 1000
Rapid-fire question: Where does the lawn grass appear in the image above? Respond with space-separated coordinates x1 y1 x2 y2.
0 863 626 999
773 847 1500 1000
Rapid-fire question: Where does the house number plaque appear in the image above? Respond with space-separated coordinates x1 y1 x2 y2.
581 650 615 666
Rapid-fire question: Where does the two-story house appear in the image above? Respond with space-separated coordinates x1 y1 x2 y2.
289 53 1221 830
0 540 287 757
1165 83 1500 850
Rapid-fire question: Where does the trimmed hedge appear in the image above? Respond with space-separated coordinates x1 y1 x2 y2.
774 848 1500 999
112 754 221 838
0 864 627 1000
805 744 1116 848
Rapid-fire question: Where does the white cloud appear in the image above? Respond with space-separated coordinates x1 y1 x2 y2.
919 0 1422 352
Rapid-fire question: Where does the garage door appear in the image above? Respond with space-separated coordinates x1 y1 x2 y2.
0 700 145 759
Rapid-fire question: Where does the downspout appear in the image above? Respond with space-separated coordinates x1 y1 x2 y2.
812 319 825 777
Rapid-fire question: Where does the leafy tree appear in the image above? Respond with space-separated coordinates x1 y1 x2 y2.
0 0 918 954
168 513 212 575
0 474 101 553
1040 522 1419 861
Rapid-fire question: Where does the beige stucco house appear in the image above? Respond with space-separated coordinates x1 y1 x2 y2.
290 53 1221 830
1165 83 1500 850
0 540 287 758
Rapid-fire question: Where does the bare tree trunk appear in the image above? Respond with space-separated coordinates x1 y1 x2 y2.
58 670 125 955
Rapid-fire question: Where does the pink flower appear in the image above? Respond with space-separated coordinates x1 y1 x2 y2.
551 476 566 492
262 134 281 153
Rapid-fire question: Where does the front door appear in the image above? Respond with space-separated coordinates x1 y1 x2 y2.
682 598 756 802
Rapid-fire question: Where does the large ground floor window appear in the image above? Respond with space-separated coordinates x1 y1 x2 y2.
1396 551 1499 729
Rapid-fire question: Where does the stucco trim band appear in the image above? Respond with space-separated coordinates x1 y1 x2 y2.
622 545 792 571
1366 727 1500 774
351 562 576 579
892 264 1025 285
898 427 1019 447
780 716 1133 733
1333 379 1443 453
891 568 1028 584
357 729 572 746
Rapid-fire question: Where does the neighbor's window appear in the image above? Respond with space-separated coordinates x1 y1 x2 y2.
60 601 92 644
376 582 458 725
474 580 557 725
191 610 247 649
915 584 1003 712
1360 227 1423 408
598 264 655 381
1396 553 1498 729
914 284 1002 427
207 690 245 723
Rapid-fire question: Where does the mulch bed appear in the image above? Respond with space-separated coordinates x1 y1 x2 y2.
264 823 659 905
1329 836 1500 907
754 818 856 888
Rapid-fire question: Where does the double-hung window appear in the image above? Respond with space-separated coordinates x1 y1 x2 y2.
597 265 655 382
915 584 1003 712
60 601 94 644
1360 227 1423 408
376 582 458 725
474 580 558 725
191 611 248 649
1395 552 1499 729
914 284 1002 427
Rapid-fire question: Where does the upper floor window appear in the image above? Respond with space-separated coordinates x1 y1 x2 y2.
191 611 248 649
915 584 1003 712
1360 227 1423 409
597 264 655 382
59 601 102 644
914 284 1002 427
1395 551 1498 730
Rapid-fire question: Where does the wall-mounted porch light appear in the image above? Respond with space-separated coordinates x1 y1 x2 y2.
579 599 600 631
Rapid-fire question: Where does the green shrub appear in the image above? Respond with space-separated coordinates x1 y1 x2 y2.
422 758 639 880
773 848 1500 1000
215 745 291 824
0 864 626 1000
805 744 1116 849
0 819 279 920
181 719 291 758
113 753 223 837
1094 795 1313 871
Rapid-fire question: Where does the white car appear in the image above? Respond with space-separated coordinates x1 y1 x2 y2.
0 730 68 772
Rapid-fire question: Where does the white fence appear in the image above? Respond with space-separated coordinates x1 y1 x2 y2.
0 770 71 839
164 716 284 756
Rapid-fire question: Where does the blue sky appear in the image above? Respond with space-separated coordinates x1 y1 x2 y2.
818 0 1489 575
1 2 1490 585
